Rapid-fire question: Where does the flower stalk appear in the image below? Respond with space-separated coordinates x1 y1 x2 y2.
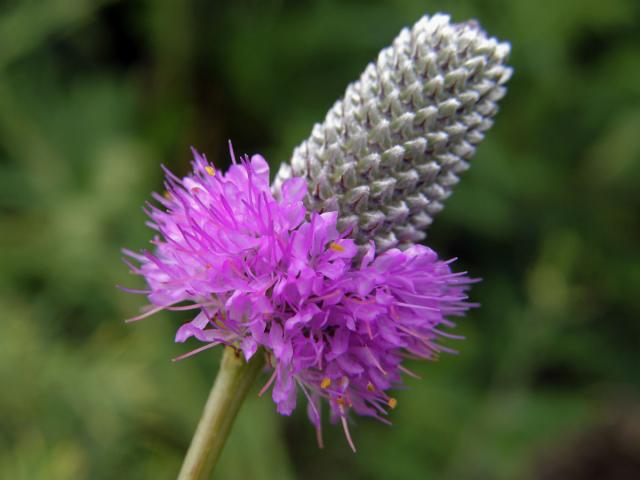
177 347 265 480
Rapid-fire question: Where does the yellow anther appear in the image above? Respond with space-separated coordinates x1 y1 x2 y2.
320 377 331 389
366 382 375 392
205 165 216 176
329 242 345 252
336 397 345 406
163 191 172 200
387 398 398 409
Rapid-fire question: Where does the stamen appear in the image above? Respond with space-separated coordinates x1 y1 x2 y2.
116 285 150 294
166 303 211 311
395 323 431 340
213 316 227 329
398 365 422 379
366 320 373 340
205 165 216 176
366 382 376 392
395 301 440 312
320 377 331 389
340 415 357 453
369 397 392 416
432 329 466 340
124 304 167 323
387 398 398 409
172 342 219 361
309 289 341 303
228 140 237 164
365 346 387 375
316 426 324 449
258 369 278 397
121 248 147 263
298 378 324 427
329 242 345 252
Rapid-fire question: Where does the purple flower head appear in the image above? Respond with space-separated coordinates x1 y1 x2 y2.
123 146 476 450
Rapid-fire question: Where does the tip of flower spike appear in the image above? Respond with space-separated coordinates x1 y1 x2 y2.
278 13 512 252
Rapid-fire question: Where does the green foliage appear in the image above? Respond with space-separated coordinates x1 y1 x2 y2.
1 0 638 478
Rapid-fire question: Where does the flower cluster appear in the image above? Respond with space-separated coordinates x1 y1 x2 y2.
123 148 474 450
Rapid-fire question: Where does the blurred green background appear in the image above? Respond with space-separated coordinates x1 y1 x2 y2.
1 0 639 479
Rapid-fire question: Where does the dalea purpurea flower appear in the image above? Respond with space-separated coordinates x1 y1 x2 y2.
123 148 475 450
274 14 512 253
122 12 510 452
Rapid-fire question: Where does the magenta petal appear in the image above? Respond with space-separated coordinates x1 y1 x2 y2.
250 154 270 183
175 324 196 343
175 311 210 342
241 336 258 361
273 367 297 415
337 354 364 375
281 177 308 203
285 304 320 332
327 328 350 361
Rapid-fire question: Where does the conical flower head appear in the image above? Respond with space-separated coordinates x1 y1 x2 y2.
274 14 512 252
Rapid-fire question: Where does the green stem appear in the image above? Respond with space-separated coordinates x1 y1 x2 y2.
177 346 265 480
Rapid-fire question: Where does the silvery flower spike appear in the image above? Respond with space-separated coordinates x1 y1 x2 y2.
274 13 512 252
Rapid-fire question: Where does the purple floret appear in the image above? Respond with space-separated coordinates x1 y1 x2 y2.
123 146 476 451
